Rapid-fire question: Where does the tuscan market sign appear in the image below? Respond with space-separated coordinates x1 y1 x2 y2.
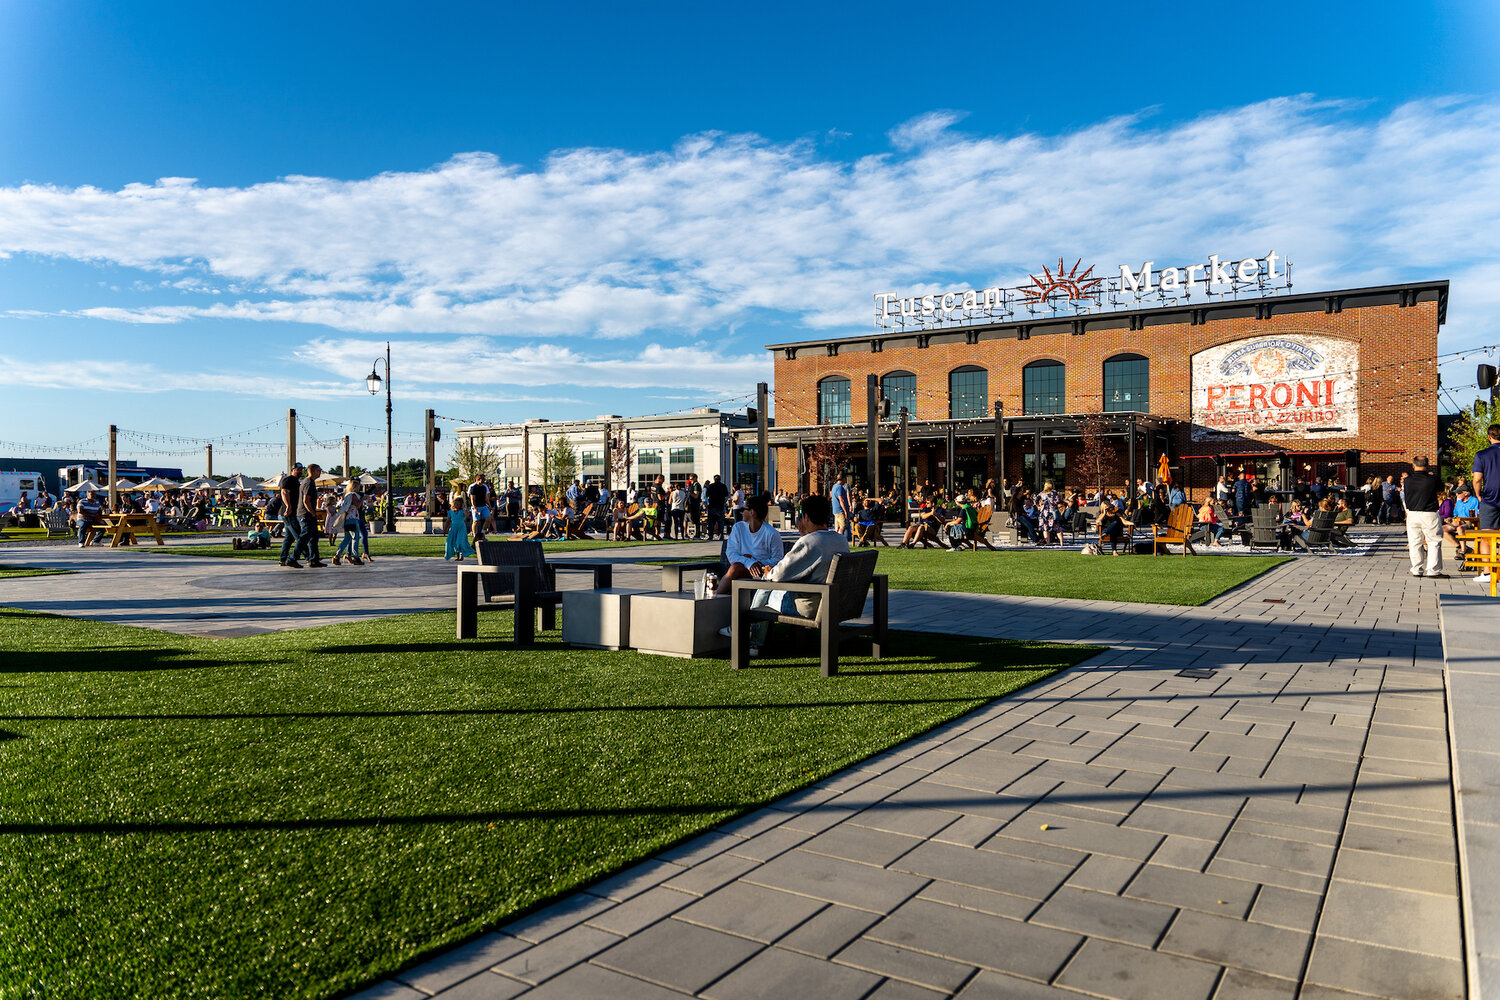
1190 334 1358 441
874 252 1291 330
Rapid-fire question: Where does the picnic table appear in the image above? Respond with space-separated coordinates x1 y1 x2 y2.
98 512 166 548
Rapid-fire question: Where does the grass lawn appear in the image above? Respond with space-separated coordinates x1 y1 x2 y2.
0 565 71 578
0 607 1097 1000
146 535 656 559
653 547 1291 606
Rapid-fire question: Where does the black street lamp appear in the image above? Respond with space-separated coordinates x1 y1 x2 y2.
365 342 396 533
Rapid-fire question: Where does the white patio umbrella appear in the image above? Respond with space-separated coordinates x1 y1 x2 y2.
180 475 220 490
65 480 108 494
356 472 386 486
135 477 181 492
217 473 260 491
258 475 284 490
114 479 145 491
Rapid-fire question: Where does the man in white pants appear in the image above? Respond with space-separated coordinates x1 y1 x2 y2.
1402 456 1444 578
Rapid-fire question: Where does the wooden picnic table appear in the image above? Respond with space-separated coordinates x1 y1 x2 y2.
99 512 166 548
1457 528 1500 597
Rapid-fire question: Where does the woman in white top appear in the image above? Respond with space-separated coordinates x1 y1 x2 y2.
715 492 785 595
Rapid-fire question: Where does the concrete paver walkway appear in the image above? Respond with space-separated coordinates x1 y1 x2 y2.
0 532 1473 997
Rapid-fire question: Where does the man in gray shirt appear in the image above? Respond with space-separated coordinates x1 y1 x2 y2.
740 494 849 652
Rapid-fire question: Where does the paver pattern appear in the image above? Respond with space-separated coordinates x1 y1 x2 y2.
335 533 1465 1000
0 531 1469 997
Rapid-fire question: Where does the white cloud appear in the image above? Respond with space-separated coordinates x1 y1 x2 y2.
0 95 1496 349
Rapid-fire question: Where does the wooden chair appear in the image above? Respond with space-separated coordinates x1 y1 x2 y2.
1292 510 1338 553
457 539 613 643
729 549 888 677
564 504 595 539
1152 504 1197 556
966 505 997 551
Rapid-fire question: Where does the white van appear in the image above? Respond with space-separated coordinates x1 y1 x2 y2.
0 471 46 514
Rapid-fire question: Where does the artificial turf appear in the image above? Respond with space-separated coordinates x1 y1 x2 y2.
0 607 1098 1000
0 565 71 578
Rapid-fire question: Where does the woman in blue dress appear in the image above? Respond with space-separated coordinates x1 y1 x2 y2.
446 494 478 561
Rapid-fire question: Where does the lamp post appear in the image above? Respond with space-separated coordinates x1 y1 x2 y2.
366 342 396 533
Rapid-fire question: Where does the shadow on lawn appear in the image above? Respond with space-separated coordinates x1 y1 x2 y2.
0 776 1444 838
1 650 257 673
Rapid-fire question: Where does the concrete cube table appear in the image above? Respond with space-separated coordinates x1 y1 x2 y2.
627 592 732 658
561 588 650 651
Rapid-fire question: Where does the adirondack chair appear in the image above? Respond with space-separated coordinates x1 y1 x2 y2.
1292 509 1338 553
729 549 888 677
564 503 595 539
1248 506 1280 549
1152 504 1197 556
967 504 997 551
43 507 74 539
456 539 613 643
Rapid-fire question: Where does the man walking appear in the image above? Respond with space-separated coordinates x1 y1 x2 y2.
703 474 729 540
831 473 853 540
1379 475 1401 524
278 462 306 568
293 463 327 568
468 474 493 543
1471 424 1500 585
1402 457 1444 578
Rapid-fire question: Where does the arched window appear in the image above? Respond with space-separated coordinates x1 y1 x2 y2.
1023 360 1065 414
949 366 988 419
1103 354 1149 412
817 376 851 424
880 370 916 419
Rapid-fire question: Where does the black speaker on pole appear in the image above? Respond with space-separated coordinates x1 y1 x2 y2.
1478 364 1497 391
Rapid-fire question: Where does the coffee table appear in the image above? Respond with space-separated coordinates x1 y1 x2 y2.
627 592 731 658
561 587 650 651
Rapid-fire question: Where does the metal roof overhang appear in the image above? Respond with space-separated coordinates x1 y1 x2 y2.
734 411 1178 446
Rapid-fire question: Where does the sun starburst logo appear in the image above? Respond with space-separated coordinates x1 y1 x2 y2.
1021 258 1104 303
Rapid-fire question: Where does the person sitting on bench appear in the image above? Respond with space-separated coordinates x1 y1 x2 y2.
714 492 784 595
1097 503 1130 556
720 494 848 654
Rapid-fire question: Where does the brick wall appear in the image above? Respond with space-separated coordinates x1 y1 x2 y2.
771 301 1440 495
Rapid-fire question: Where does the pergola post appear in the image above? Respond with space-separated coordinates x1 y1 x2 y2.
945 424 956 496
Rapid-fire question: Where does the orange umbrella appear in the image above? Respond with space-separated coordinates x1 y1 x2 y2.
1157 454 1171 486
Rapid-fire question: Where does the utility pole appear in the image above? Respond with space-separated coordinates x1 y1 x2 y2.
108 424 118 513
521 423 530 499
866 374 879 495
286 408 297 472
602 421 612 492
993 400 1004 497
205 443 213 479
899 406 910 525
757 381 769 495
424 408 438 517
342 436 351 481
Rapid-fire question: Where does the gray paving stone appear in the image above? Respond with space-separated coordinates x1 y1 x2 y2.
1124 803 1238 843
1228 817 1340 849
521 961 692 1000
1303 937 1463 1000
1330 846 1457 895
954 969 1091 999
397 933 530 994
1315 879 1462 958
346 982 427 1000
1055 938 1221 1000
851 803 959 839
659 851 759 897
1125 864 1258 918
746 849 929 912
864 978 950 1000
1064 853 1142 894
1029 885 1176 947
1212 967 1299 1000
801 823 925 868
869 897 1081 982
594 919 761 994
1150 833 1219 871
1159 908 1310 980
1214 831 1335 878
587 860 685 902
493 925 623 985
774 904 882 959
584 886 696 936
674 881 826 944
997 809 1164 861
504 892 616 944
429 972 530 1000
929 813 1004 847
916 879 1037 920
893 840 1072 901
1247 885 1322 933
701 945 883 1000
834 937 977 993
724 825 812 861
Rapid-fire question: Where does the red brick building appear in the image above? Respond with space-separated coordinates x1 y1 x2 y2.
749 280 1447 498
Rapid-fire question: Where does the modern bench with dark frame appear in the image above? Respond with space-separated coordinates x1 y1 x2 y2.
728 549 888 677
455 539 613 643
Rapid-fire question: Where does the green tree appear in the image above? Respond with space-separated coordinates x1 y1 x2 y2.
541 434 578 494
1445 400 1496 483
451 436 499 483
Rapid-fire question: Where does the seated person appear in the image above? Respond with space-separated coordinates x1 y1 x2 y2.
714 493 785 595
853 497 886 547
900 498 945 548
1444 487 1479 554
943 494 978 550
731 495 850 655
1193 498 1227 547
1097 504 1130 555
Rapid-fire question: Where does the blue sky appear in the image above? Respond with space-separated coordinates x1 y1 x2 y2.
1 1 1497 476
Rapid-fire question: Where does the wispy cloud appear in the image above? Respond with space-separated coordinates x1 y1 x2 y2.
1 95 1497 349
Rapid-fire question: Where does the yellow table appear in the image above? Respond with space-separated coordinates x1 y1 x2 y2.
1457 529 1500 596
99 512 166 548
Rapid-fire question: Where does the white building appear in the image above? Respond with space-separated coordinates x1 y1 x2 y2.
455 409 767 493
